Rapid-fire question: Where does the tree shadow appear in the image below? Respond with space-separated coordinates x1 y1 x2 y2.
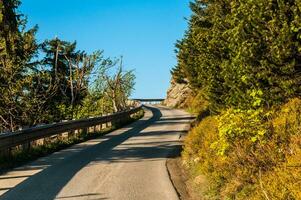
0 106 161 200
0 105 192 200
89 140 183 164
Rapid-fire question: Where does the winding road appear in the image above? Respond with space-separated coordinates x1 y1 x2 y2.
0 105 192 200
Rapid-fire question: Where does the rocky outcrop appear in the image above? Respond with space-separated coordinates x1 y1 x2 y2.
164 79 192 108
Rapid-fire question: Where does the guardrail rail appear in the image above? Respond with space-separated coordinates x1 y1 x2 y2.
0 105 143 155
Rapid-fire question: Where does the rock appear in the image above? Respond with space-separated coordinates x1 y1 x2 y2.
164 78 192 108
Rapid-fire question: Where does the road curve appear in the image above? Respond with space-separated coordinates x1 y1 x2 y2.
0 105 193 200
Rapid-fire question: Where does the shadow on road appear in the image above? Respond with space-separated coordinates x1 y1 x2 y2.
0 105 191 200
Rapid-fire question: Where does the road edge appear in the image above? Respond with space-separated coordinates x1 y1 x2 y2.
166 146 191 200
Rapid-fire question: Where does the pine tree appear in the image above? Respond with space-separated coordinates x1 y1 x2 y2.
174 0 301 111
0 0 37 131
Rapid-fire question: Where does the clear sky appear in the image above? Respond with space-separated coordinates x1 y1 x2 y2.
20 0 191 99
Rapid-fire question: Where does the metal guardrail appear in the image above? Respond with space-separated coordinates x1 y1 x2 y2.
132 98 164 102
0 105 143 151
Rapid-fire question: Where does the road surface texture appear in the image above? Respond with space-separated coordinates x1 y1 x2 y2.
0 105 193 200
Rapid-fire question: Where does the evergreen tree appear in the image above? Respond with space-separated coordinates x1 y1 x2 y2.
174 0 301 111
0 0 37 131
41 38 104 120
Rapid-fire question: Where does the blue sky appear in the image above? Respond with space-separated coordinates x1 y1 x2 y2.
20 0 191 98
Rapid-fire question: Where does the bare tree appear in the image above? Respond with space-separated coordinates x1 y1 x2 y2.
97 57 135 112
64 51 102 118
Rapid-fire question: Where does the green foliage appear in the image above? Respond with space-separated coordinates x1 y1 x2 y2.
96 57 136 112
75 94 113 119
215 108 268 155
173 0 301 112
255 98 301 200
0 0 136 132
183 98 301 200
40 38 96 120
178 1 301 198
0 0 38 131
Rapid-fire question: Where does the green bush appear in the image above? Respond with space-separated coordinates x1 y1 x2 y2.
252 98 301 200
173 0 301 111
183 98 301 200
175 0 301 199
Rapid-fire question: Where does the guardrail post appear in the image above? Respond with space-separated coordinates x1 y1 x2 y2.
126 112 131 122
106 113 111 128
21 126 31 151
0 105 142 155
82 127 88 135
120 113 127 125
22 142 30 151
67 130 74 139
112 117 118 128
0 148 11 158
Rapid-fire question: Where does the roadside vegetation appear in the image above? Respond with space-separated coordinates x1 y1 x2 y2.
0 0 142 170
0 0 136 133
172 1 301 199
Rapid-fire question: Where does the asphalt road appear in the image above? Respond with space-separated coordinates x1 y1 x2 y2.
0 105 193 200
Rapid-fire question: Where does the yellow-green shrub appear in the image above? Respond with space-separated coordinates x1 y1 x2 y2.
182 116 227 199
251 98 301 200
183 98 301 199
182 116 219 168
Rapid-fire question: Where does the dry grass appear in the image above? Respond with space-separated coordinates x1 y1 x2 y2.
182 98 301 199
